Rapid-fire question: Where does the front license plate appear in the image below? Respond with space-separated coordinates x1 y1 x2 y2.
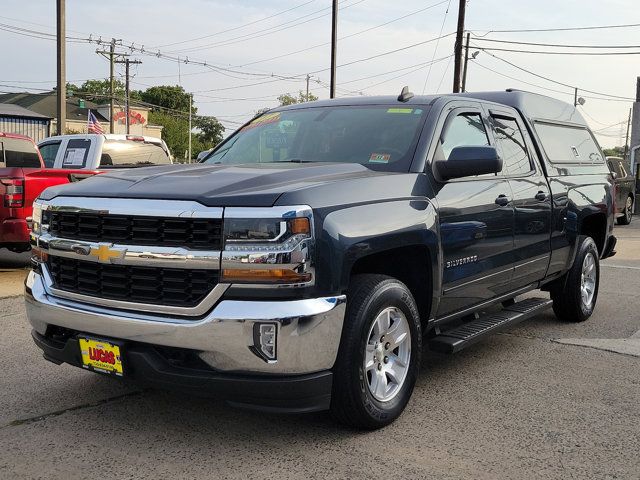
78 337 123 376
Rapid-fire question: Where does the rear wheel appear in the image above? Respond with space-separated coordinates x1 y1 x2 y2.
330 274 421 429
551 236 600 322
617 195 633 225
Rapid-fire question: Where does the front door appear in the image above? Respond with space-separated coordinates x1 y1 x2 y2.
433 107 515 316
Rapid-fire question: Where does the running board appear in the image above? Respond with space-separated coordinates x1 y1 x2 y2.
428 297 553 354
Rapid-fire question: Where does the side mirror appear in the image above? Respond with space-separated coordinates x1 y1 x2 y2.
435 146 502 181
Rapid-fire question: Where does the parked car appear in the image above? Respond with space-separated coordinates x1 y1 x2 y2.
38 134 173 169
0 133 100 252
26 89 616 429
607 156 635 224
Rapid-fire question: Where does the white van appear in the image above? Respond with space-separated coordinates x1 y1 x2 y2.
38 134 173 169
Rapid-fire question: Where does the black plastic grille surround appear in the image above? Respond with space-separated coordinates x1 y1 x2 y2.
47 211 223 250
47 256 219 307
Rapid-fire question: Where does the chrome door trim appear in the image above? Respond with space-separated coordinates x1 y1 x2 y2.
39 197 223 219
40 264 229 317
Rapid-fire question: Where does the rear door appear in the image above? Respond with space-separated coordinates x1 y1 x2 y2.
433 104 515 316
488 107 552 287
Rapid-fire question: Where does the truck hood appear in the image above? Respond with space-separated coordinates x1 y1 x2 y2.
40 162 388 207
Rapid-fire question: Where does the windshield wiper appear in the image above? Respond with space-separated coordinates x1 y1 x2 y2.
276 158 313 163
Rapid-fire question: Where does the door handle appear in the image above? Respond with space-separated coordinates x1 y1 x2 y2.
495 194 510 206
535 191 547 201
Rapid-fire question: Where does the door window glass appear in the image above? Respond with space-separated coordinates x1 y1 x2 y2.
0 137 41 167
534 123 603 164
440 113 489 159
39 142 61 168
62 139 91 168
492 117 532 175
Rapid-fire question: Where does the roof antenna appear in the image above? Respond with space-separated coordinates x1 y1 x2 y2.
398 86 414 102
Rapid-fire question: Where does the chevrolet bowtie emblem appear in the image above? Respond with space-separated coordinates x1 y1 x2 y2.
89 244 124 263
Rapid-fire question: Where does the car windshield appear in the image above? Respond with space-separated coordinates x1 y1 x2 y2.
0 137 41 168
203 105 429 171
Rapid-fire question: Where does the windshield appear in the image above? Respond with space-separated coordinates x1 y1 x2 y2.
203 105 428 171
0 137 41 168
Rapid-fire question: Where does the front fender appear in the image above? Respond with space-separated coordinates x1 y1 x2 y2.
316 199 440 314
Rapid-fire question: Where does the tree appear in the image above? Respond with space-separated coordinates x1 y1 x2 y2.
603 146 626 158
195 116 225 147
66 79 125 104
277 91 318 106
140 85 194 113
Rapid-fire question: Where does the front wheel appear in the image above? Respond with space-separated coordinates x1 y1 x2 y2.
330 274 422 429
617 195 633 225
551 236 600 322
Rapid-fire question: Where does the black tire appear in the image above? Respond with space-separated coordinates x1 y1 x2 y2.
551 236 600 322
617 195 633 225
330 274 422 430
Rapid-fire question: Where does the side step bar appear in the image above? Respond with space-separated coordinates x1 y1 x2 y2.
428 297 553 354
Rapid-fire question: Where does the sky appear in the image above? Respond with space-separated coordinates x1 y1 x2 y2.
2 0 639 147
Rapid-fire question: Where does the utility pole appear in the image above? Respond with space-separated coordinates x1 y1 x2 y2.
624 107 632 161
115 58 141 134
188 93 192 163
461 32 471 93
97 43 126 133
330 0 338 99
109 39 115 133
306 74 310 101
452 0 466 93
574 87 578 107
56 0 66 135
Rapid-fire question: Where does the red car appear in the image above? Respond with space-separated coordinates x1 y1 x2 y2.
0 133 99 252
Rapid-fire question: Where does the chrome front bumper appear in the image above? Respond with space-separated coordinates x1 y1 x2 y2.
25 270 346 375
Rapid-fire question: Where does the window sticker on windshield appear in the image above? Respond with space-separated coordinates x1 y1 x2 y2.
241 112 281 131
369 153 391 163
387 108 413 114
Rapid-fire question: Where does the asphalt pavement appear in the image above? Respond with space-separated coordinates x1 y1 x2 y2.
0 225 638 479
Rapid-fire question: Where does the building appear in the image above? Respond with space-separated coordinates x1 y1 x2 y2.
0 103 51 142
0 92 162 139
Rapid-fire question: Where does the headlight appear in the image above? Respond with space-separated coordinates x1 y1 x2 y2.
224 217 311 251
221 206 314 286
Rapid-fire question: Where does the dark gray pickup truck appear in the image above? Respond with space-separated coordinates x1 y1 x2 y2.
26 89 616 429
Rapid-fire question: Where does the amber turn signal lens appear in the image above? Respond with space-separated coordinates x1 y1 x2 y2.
31 246 48 263
289 217 310 235
222 268 311 284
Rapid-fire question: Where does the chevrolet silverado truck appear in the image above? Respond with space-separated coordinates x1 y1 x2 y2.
26 89 616 429
0 133 99 253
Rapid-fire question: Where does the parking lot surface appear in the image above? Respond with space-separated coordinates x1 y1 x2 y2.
0 227 638 479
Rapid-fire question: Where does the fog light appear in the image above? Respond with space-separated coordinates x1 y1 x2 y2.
252 323 277 362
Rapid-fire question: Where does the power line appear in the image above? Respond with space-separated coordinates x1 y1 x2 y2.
475 48 635 100
154 0 317 48
307 32 456 74
236 0 449 68
169 0 366 54
472 37 640 49
421 0 452 94
474 46 640 56
471 22 640 36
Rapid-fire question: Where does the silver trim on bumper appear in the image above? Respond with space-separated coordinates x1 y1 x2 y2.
26 271 346 374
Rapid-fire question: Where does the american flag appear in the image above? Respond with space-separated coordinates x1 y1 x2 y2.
87 110 105 134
